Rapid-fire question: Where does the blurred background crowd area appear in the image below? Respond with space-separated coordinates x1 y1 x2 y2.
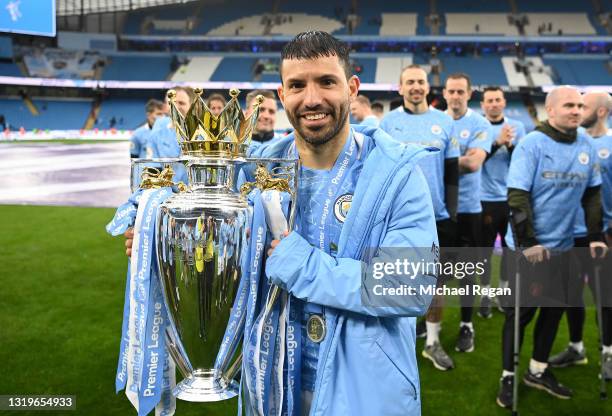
0 0 609 136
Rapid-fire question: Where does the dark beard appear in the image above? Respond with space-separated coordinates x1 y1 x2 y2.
580 112 597 129
288 101 349 147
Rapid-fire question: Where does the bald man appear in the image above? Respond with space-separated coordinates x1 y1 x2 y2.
549 92 612 377
496 87 606 408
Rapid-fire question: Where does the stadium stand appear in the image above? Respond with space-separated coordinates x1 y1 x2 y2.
440 56 509 85
96 98 148 129
170 56 223 82
444 14 518 35
379 14 418 36
207 14 343 36
101 55 172 81
543 54 611 85
522 13 597 36
375 56 414 83
0 61 22 76
21 48 102 79
0 97 92 130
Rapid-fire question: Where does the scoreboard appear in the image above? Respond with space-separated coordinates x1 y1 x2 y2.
0 0 55 37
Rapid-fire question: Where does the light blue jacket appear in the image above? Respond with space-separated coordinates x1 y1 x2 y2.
249 124 438 415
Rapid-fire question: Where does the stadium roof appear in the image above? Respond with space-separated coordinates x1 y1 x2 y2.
57 0 195 16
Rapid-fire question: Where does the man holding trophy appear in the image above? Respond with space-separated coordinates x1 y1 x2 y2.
119 31 438 416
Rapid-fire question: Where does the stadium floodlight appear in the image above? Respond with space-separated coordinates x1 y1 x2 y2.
0 0 55 37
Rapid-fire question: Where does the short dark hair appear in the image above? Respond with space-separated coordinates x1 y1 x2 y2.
445 73 472 90
354 94 372 107
399 64 428 84
206 93 226 107
145 99 164 113
280 31 351 81
371 102 384 112
246 89 276 106
481 86 504 101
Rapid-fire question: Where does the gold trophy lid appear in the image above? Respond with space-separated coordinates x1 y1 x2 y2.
167 88 264 159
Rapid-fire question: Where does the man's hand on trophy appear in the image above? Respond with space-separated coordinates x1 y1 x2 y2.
124 227 134 257
267 230 290 257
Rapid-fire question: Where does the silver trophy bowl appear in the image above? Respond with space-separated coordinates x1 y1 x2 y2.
156 159 248 401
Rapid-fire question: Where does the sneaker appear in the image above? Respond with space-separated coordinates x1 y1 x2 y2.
603 352 612 381
493 294 505 313
478 296 493 319
523 368 573 399
496 375 514 409
416 319 426 339
422 342 455 371
549 346 588 368
456 325 475 352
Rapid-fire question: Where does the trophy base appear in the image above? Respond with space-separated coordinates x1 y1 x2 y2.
173 370 239 402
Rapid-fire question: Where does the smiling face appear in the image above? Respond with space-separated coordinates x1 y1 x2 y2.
278 55 359 146
399 67 430 107
547 88 583 132
443 77 471 116
252 97 277 134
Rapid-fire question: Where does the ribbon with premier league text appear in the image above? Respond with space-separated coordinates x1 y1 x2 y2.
242 189 303 416
107 188 176 416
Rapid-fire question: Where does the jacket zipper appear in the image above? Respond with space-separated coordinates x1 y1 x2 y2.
311 154 408 415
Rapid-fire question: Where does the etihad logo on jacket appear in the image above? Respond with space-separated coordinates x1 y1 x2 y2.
541 171 588 181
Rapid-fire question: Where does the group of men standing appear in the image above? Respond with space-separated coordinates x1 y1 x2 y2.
123 31 611 413
377 64 611 409
129 88 281 161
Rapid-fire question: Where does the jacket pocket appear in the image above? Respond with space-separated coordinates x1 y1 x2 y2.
373 337 418 401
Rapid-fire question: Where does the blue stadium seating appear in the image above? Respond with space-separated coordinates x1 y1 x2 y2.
0 98 91 130
354 58 377 83
544 56 611 85
0 61 21 76
96 98 148 129
439 56 508 86
101 56 171 81
123 1 270 35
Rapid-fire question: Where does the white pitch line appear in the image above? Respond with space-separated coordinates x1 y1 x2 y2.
0 179 130 200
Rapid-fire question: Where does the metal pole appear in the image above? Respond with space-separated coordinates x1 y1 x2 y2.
593 264 608 400
512 251 521 416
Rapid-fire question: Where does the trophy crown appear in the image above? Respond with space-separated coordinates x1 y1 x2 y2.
167 88 263 159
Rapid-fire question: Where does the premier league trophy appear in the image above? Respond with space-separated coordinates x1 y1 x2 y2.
154 88 297 402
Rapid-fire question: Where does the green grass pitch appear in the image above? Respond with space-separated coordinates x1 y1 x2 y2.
0 205 609 415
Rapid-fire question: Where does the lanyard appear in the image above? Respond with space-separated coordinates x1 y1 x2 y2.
290 130 360 253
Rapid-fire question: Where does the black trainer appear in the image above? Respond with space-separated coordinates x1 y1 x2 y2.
549 346 588 368
523 368 573 399
496 375 514 409
455 325 474 352
478 296 493 319
416 319 426 338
